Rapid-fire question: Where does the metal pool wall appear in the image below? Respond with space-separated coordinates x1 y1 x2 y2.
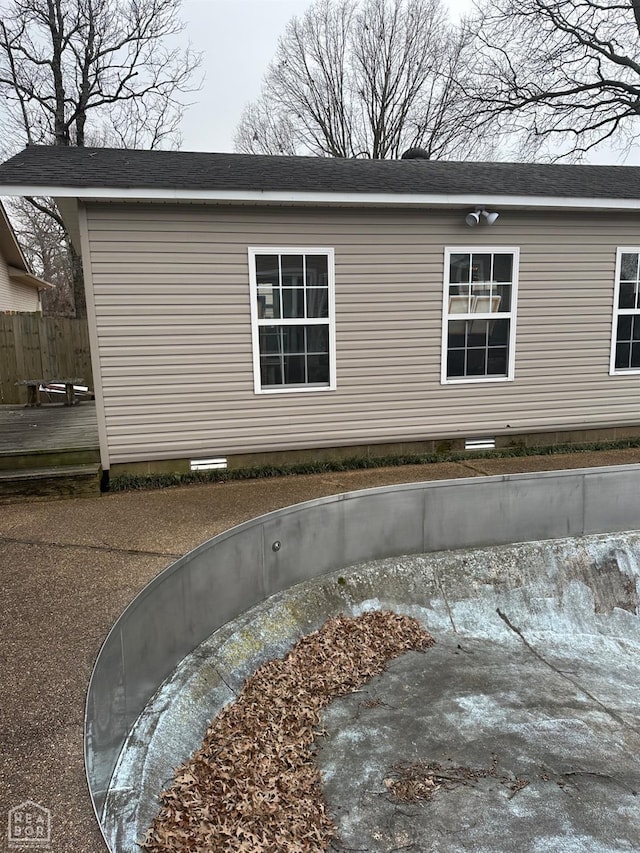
85 464 640 842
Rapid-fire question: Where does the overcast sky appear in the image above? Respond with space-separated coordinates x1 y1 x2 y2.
178 0 474 154
178 0 639 164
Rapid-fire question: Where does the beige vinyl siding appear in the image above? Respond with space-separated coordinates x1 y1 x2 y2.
85 203 638 465
0 254 39 312
0 255 10 308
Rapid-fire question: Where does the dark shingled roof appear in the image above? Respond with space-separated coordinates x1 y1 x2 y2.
0 145 639 199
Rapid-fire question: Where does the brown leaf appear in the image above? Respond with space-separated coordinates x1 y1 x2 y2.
142 610 435 852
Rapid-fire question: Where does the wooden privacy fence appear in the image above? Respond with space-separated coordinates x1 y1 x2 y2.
0 313 92 405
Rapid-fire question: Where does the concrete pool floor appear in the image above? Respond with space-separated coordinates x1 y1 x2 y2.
320 634 640 853
106 534 640 853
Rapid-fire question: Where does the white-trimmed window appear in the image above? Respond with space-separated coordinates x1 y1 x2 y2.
611 249 640 374
249 248 336 393
442 248 519 383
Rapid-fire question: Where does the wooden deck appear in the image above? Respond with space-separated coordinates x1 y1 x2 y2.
0 403 101 499
0 403 99 457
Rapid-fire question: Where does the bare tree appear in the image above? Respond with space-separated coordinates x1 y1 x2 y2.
0 0 201 315
234 0 506 160
11 196 74 315
236 101 298 157
470 0 640 159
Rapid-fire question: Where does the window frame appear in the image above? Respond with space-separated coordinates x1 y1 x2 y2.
610 247 640 376
441 246 519 385
248 246 337 394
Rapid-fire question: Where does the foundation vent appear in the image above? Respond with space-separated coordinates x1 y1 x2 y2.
465 438 496 451
190 457 228 472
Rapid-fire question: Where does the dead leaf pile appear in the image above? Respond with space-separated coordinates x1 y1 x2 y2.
142 610 435 852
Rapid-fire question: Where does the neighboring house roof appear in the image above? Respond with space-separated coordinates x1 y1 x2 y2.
0 201 54 292
0 145 640 211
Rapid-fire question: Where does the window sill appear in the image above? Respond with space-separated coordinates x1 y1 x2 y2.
255 384 336 395
441 375 514 385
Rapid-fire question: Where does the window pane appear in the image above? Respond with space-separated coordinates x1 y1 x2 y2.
471 254 491 282
493 254 513 282
306 255 328 287
449 254 470 283
256 256 281 318
281 255 303 287
447 320 467 348
616 342 631 369
261 355 283 386
633 315 640 340
495 283 511 312
489 319 509 345
256 255 279 284
619 282 636 309
307 288 328 318
618 315 632 340
632 342 640 368
282 288 304 319
307 354 330 383
466 348 486 375
257 284 280 319
468 319 489 343
259 326 282 354
284 355 305 384
281 325 306 352
447 349 465 377
620 253 639 281
487 347 508 375
306 325 329 352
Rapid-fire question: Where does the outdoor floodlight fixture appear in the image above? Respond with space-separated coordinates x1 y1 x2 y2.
465 208 500 227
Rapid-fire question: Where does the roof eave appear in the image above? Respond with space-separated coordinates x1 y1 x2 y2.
0 201 32 269
8 266 56 291
1 184 639 212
